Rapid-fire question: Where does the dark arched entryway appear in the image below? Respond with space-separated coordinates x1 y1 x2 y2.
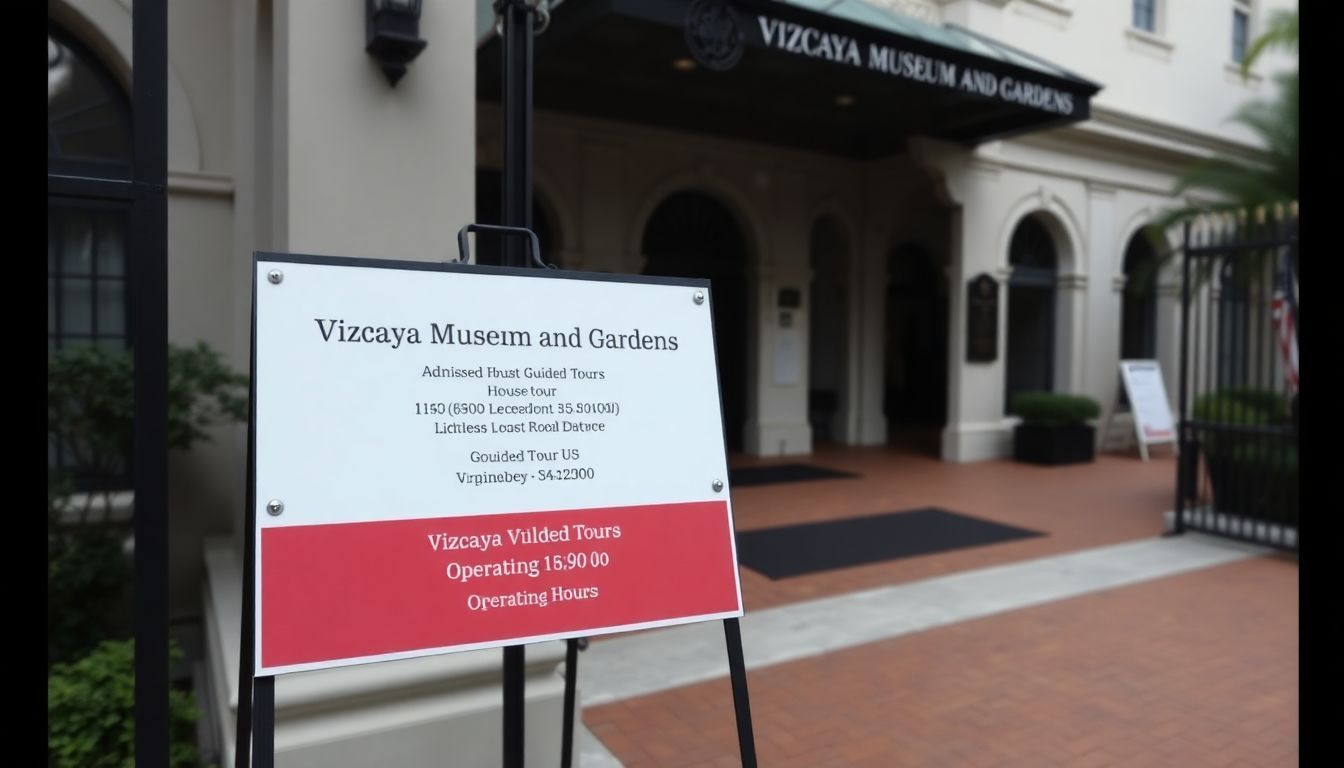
885 242 948 454
1120 231 1159 361
641 190 749 451
1005 216 1058 411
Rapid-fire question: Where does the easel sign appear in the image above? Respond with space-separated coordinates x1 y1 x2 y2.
1117 359 1177 461
249 253 745 677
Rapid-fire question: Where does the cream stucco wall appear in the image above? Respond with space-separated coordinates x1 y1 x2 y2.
916 129 1205 460
275 0 475 262
940 0 1297 152
499 96 1245 462
482 106 875 455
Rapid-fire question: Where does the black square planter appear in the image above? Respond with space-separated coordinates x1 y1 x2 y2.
1013 424 1096 466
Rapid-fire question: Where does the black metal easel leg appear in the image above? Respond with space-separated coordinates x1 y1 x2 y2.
724 618 758 768
236 300 261 768
235 575 255 768
234 595 255 768
504 645 526 768
498 0 538 763
252 676 275 768
561 638 580 768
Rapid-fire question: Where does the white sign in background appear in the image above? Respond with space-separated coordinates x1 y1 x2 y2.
1119 360 1176 455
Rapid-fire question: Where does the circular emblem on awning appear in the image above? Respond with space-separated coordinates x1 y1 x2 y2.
685 0 744 71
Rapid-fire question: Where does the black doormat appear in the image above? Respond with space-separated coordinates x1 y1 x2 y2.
735 507 1044 579
728 464 858 487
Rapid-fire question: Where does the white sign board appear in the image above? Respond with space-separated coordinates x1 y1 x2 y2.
252 254 744 676
773 323 801 386
1119 359 1176 461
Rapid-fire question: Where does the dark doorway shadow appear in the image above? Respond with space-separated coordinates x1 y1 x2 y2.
642 190 749 451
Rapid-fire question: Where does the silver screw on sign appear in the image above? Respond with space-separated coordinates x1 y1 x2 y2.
694 291 705 305
268 269 283 284
712 479 724 493
266 499 284 516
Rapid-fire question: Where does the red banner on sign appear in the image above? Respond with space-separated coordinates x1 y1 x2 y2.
260 500 740 670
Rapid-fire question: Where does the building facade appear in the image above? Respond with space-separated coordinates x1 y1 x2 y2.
48 0 1295 765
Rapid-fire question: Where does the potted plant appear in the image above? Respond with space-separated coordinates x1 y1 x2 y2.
1191 388 1297 526
1010 391 1101 465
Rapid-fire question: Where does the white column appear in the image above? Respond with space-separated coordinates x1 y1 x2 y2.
1083 183 1119 405
1056 272 1089 394
851 200 889 446
941 162 1012 461
277 0 475 261
744 185 812 456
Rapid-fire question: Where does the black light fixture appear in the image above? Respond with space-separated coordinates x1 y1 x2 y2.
365 0 427 86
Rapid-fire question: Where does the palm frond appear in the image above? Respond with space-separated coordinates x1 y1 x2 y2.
1240 9 1298 77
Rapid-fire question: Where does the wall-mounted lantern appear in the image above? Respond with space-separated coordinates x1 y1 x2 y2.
365 0 427 86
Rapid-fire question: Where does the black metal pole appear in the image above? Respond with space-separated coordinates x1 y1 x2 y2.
501 0 534 270
1174 219 1191 534
235 271 261 768
253 676 275 768
132 1 169 766
724 618 759 767
560 639 580 768
499 2 535 765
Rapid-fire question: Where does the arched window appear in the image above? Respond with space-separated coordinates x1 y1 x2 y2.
1005 216 1057 412
48 27 133 352
1120 232 1159 360
49 25 135 488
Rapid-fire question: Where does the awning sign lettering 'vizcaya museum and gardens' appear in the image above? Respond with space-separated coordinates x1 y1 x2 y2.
753 15 1076 116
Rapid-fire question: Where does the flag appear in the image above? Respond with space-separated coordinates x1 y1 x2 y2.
1271 250 1298 394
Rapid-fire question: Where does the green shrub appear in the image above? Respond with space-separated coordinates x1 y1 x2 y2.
1193 387 1287 423
47 639 202 768
48 342 249 495
1192 388 1297 522
47 340 248 768
1191 389 1292 438
48 342 247 665
1009 391 1101 426
47 512 130 665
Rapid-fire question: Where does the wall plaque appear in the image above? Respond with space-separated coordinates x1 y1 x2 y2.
966 273 998 363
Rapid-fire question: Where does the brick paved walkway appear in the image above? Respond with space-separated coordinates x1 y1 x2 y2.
580 446 1298 766
585 556 1297 767
727 446 1177 611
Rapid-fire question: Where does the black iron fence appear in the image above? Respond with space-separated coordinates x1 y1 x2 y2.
1175 207 1298 550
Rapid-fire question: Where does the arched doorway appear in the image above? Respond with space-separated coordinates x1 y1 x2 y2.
1120 231 1158 361
809 216 849 444
474 168 559 267
641 190 749 451
1005 216 1058 411
885 242 948 453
